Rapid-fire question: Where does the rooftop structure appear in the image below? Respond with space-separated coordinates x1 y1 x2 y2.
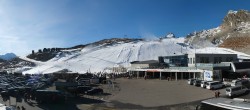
201 98 250 110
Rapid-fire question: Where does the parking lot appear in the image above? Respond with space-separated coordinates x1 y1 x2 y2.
99 78 249 109
0 75 249 110
98 78 228 109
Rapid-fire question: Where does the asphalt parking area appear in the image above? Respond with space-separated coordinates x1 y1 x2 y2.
105 78 223 108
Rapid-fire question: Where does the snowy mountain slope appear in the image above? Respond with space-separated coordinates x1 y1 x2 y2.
185 27 221 45
23 38 192 74
194 47 250 59
22 37 250 74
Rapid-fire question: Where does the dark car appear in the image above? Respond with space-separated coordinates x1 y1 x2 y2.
85 88 103 95
1 91 10 101
193 80 202 86
35 90 65 104
77 86 92 94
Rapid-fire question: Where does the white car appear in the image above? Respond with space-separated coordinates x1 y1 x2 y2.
200 81 212 88
188 78 196 85
206 81 225 90
226 85 248 97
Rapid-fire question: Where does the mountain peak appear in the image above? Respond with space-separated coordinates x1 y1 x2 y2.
0 53 17 60
227 10 238 14
165 33 176 38
160 33 176 40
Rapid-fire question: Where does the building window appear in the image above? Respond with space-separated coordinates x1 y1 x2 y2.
205 57 209 63
200 57 209 63
226 57 233 62
200 57 204 63
214 57 222 63
218 57 222 63
214 57 218 63
193 58 195 64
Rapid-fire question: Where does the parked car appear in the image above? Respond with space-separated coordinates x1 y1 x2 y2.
1 91 9 101
201 81 212 88
226 85 249 97
0 83 10 90
231 79 250 87
188 78 196 85
85 88 103 95
77 86 92 94
35 90 65 103
193 80 202 86
206 81 225 90
78 78 90 86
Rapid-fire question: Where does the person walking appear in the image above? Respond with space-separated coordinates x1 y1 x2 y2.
24 93 27 102
17 106 20 110
214 90 218 98
217 90 220 97
21 106 26 110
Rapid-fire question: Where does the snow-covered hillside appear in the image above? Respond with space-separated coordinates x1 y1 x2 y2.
194 47 250 59
21 37 250 74
22 38 190 74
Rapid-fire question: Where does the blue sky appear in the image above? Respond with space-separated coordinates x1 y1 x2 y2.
0 0 250 56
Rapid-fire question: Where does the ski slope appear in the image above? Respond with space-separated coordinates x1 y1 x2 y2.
22 38 250 74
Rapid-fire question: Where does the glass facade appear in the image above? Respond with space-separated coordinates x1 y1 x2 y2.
159 54 188 67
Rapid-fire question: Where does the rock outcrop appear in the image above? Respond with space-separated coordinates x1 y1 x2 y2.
185 9 250 54
221 10 250 30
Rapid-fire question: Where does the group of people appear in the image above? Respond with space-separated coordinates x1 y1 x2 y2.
24 93 33 102
16 106 25 110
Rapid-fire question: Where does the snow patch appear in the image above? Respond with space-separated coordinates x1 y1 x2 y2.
228 10 238 14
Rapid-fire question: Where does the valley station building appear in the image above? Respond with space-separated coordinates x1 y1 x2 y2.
128 53 250 81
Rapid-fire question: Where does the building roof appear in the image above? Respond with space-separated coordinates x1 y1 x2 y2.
159 53 187 57
130 60 159 64
195 53 237 55
202 98 250 110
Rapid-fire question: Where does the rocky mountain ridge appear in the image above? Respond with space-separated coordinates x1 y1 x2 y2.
185 9 250 54
0 57 35 70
